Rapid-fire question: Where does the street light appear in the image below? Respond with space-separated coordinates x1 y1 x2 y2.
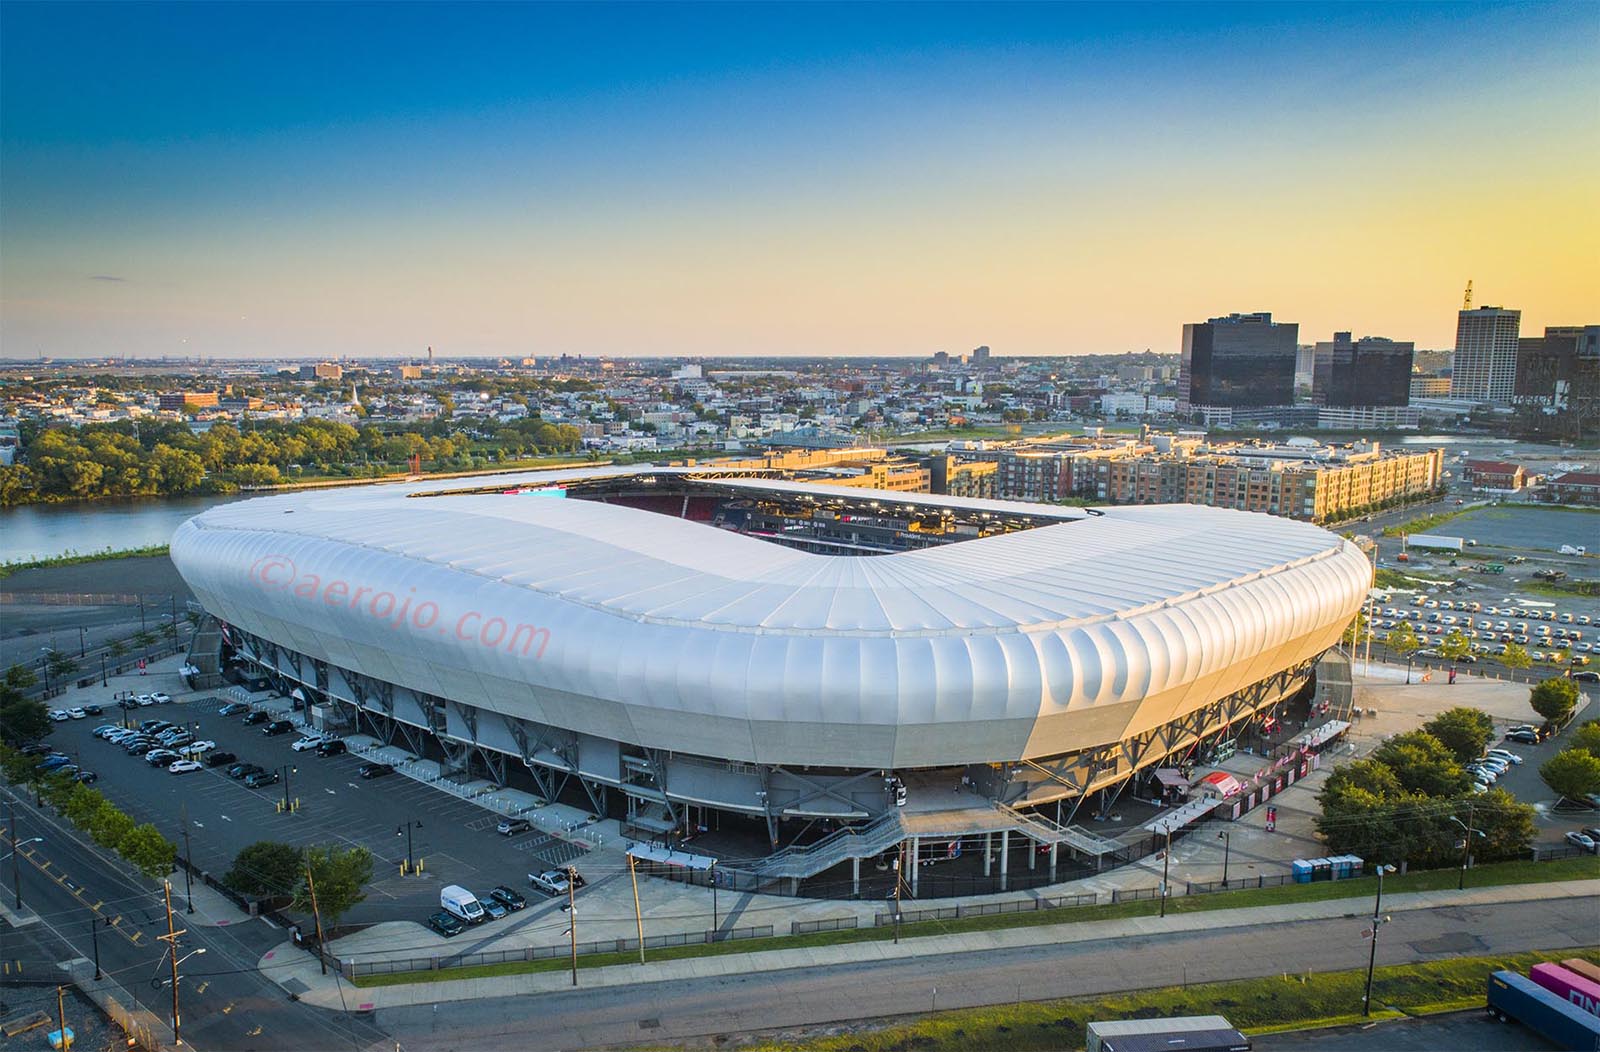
5 801 41 909
1363 864 1396 1016
1217 830 1231 887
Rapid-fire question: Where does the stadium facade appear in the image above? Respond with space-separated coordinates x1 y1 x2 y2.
172 466 1370 893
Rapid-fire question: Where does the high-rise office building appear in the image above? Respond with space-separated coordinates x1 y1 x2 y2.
1179 312 1297 411
1451 307 1521 403
970 345 991 365
1516 325 1600 411
1312 333 1414 407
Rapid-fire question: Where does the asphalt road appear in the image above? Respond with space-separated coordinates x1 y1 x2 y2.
2 789 390 1052
375 890 1600 1051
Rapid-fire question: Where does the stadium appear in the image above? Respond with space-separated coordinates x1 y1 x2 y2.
171 465 1371 895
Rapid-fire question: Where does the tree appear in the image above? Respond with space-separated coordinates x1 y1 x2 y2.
118 823 177 880
0 694 50 748
62 784 106 826
1386 622 1421 659
1571 720 1600 761
1499 642 1532 671
224 841 302 901
1422 707 1495 764
1472 790 1538 863
1540 748 1600 802
1371 731 1471 798
1530 677 1580 725
45 649 78 682
1342 609 1370 648
1438 629 1472 662
88 802 134 851
295 845 374 927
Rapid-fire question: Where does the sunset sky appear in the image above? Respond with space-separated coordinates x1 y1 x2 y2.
2 2 1595 359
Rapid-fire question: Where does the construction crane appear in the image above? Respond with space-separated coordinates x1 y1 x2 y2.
1462 279 1473 311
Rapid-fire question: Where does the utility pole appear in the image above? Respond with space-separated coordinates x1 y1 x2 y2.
627 854 645 966
304 852 328 976
565 868 578 987
1160 828 1172 918
158 881 184 1045
1218 830 1231 887
56 985 67 1051
181 803 195 914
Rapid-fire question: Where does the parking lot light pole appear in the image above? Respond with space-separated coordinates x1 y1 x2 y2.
396 820 421 871
278 765 297 813
1363 864 1396 1016
1218 830 1231 887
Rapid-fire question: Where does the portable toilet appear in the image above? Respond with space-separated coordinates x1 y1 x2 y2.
1291 859 1313 884
1309 857 1333 882
1329 855 1353 880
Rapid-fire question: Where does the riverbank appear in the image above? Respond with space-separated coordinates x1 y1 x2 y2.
0 545 170 581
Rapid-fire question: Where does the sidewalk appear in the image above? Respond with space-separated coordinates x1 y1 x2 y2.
258 878 1600 1011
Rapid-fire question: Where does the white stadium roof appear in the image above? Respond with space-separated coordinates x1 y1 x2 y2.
172 467 1371 768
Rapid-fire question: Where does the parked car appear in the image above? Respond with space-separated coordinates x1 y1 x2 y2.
1564 831 1598 853
205 751 238 768
168 760 204 775
1574 671 1600 683
74 770 98 785
242 711 270 725
146 749 180 767
152 692 172 704
243 770 280 788
1484 749 1523 765
126 742 156 756
358 763 394 779
497 817 533 836
479 896 508 921
1506 730 1540 745
528 870 571 898
218 702 248 716
426 911 465 938
263 719 295 736
67 707 87 720
186 740 216 753
117 698 139 710
48 710 70 722
82 704 103 716
315 739 347 757
488 886 526 911
228 762 263 780
93 725 120 738
291 733 328 752
135 694 155 707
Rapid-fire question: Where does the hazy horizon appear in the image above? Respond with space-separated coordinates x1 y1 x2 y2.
3 2 1596 361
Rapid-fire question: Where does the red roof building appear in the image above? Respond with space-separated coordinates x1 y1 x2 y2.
1545 471 1600 507
1464 459 1529 492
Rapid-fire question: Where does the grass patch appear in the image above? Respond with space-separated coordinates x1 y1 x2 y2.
0 544 170 580
742 948 1595 1052
1522 579 1600 599
1382 509 1468 538
348 856 1600 988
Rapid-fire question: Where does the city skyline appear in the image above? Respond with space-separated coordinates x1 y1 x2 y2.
2 1 1596 360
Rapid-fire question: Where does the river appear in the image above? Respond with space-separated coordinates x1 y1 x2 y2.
0 494 246 563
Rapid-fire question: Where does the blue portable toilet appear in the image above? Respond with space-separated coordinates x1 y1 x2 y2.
1291 859 1313 884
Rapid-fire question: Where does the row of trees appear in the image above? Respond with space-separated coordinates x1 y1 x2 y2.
1536 676 1600 802
1317 706 1536 868
224 840 374 928
0 415 586 505
0 744 176 880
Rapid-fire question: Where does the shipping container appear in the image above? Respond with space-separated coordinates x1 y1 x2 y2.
1087 1016 1249 1052
1532 962 1600 1018
1565 960 1600 987
1486 970 1600 1051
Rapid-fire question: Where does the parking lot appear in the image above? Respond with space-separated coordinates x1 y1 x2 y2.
45 693 603 929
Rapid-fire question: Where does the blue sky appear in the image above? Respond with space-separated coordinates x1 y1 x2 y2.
2 2 1595 358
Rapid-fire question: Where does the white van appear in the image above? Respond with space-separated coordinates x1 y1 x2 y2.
440 885 486 924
